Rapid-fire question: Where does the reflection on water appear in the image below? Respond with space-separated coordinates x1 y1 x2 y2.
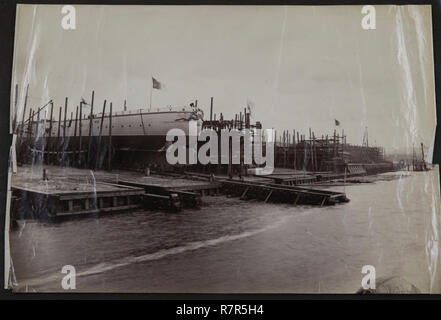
9 169 441 293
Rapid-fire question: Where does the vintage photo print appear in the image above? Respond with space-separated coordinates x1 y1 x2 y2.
5 4 440 293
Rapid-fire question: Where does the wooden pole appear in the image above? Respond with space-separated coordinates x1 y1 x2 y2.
63 98 68 138
57 107 62 164
333 130 337 172
293 129 296 170
342 129 345 161
42 109 48 164
217 117 221 173
62 101 67 145
79 102 83 167
36 108 40 136
19 85 29 143
210 97 213 123
108 102 112 171
98 100 106 140
87 90 95 168
62 99 68 164
35 108 40 157
47 102 54 164
96 100 106 169
73 105 79 164
239 126 243 178
243 108 247 129
337 133 340 157
27 108 32 145
23 108 32 163
29 110 35 153
228 134 232 179
308 128 312 171
312 132 318 171
283 130 287 168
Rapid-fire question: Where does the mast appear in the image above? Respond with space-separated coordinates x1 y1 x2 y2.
421 142 426 170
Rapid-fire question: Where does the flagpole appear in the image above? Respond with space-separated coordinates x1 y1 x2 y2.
149 76 153 111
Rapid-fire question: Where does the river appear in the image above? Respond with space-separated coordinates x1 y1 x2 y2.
9 169 441 293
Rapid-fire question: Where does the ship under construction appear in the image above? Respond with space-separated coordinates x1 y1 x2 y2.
13 89 395 176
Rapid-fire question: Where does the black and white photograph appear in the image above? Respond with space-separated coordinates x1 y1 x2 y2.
4 4 441 294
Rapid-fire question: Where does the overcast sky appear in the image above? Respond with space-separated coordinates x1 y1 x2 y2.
12 5 436 156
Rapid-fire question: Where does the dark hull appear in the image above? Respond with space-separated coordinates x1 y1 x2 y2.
30 135 169 153
22 135 175 170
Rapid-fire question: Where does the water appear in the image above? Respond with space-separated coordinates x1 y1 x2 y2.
9 170 441 293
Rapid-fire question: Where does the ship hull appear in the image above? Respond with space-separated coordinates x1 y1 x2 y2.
36 135 170 152
23 109 202 152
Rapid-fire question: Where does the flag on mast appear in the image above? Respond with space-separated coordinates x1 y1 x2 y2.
152 77 164 90
335 119 340 126
150 77 165 110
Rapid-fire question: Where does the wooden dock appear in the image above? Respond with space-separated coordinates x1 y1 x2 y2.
182 170 350 206
11 178 144 221
10 165 350 222
10 165 222 220
255 168 367 186
218 178 349 206
114 177 221 210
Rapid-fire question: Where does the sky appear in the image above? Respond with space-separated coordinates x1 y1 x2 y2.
11 5 436 157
